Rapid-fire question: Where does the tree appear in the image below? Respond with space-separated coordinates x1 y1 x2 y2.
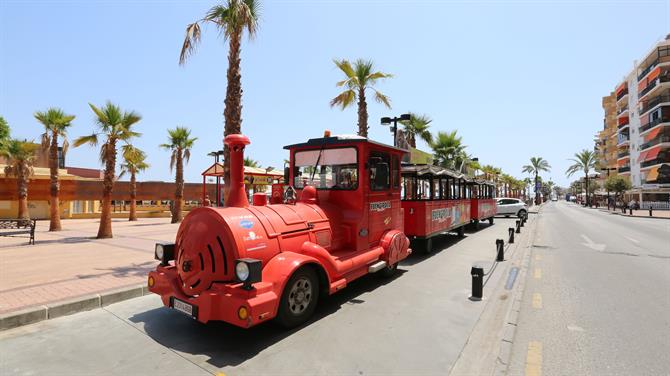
34 108 76 231
161 127 197 224
400 113 432 148
180 0 259 207
0 116 9 147
431 130 465 169
243 157 260 168
330 58 393 137
522 157 551 205
120 146 149 221
1 139 38 219
604 175 632 209
566 149 597 206
74 102 142 238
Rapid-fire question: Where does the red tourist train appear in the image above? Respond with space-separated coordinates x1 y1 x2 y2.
148 132 496 328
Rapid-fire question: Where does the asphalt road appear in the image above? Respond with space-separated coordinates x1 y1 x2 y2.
507 201 670 376
0 217 525 376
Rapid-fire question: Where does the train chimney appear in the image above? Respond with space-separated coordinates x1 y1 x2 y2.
224 134 251 208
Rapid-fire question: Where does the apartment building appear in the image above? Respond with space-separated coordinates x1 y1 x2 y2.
595 92 618 185
610 35 670 207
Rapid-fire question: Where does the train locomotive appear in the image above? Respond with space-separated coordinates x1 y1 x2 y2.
148 132 496 328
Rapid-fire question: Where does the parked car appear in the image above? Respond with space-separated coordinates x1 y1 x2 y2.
496 197 528 218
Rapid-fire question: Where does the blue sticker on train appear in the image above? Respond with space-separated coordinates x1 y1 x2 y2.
240 219 254 229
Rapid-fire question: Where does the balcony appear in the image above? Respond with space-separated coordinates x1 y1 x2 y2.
639 75 670 98
637 46 670 81
616 88 628 101
618 166 631 173
640 92 670 115
617 150 630 159
641 156 670 168
617 106 629 116
640 116 670 133
617 116 630 129
617 135 630 145
640 136 670 151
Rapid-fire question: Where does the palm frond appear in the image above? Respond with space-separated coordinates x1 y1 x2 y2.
179 22 202 65
184 149 191 163
372 89 392 109
61 138 69 156
333 58 356 79
169 151 177 172
73 134 98 147
330 89 357 109
41 132 50 151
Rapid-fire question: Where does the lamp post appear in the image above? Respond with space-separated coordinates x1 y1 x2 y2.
381 113 411 147
600 167 616 210
208 150 225 206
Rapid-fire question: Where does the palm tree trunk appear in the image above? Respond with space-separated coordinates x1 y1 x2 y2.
534 173 540 205
585 174 589 207
17 168 29 220
173 149 184 224
357 87 368 137
222 29 243 206
129 170 137 221
97 140 116 238
49 130 62 231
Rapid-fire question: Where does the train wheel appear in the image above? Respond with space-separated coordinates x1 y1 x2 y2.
378 262 398 278
489 217 494 225
471 219 480 230
457 226 465 237
424 238 433 254
277 267 319 328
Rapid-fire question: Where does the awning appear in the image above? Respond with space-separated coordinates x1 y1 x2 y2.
644 126 662 141
646 166 659 182
643 146 662 162
617 158 629 167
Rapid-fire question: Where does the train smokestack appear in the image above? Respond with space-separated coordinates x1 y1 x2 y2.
224 134 251 208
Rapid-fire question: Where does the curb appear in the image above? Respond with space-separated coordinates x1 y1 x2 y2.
492 204 540 376
598 209 670 220
0 284 149 331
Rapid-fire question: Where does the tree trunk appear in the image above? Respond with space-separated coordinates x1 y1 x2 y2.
49 130 62 231
129 170 137 221
585 174 589 207
357 87 368 137
173 149 184 224
17 166 29 220
223 29 243 206
534 173 540 205
97 139 116 238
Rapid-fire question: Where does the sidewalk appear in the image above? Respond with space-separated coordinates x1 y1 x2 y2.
0 218 177 316
597 207 670 219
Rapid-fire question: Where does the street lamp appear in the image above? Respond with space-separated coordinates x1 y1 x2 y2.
600 167 616 210
381 113 411 147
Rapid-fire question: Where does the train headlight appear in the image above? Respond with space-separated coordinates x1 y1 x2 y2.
235 258 262 290
155 242 175 266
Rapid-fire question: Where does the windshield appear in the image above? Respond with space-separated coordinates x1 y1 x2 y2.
293 147 358 190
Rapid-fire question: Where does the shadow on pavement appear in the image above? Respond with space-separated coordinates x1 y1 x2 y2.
401 233 466 266
129 269 406 368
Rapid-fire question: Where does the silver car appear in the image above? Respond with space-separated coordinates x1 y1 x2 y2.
496 198 528 218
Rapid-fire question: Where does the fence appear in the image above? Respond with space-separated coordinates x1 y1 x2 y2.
640 201 670 210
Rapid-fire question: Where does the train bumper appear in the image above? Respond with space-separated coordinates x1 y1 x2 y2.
148 266 279 328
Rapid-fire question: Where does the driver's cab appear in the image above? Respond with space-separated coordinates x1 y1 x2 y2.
283 133 407 252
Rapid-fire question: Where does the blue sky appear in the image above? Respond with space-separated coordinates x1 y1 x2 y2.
1 0 669 187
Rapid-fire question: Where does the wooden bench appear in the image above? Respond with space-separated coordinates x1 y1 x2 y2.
0 219 37 245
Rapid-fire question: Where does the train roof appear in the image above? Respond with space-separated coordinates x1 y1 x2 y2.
283 134 408 154
401 164 463 178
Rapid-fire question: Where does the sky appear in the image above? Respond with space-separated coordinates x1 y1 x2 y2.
1 0 669 188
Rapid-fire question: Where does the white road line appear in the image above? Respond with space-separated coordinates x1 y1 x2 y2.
625 236 640 244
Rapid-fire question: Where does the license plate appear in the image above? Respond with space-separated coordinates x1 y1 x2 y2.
171 297 196 318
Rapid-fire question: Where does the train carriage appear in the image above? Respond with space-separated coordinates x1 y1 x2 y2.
400 164 472 253
467 180 497 227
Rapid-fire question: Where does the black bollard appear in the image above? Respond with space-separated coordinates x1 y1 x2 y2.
496 239 505 262
629 208 633 215
516 220 521 233
650 207 653 217
508 227 515 244
520 217 525 227
471 265 483 300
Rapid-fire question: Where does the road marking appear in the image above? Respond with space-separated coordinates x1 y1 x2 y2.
534 268 542 279
567 325 584 332
580 234 606 251
625 236 640 244
525 341 543 376
532 293 543 309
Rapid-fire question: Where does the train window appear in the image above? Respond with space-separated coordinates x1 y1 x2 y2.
432 178 441 199
417 176 431 200
294 147 358 190
392 156 400 189
369 151 391 191
402 175 417 200
440 178 448 200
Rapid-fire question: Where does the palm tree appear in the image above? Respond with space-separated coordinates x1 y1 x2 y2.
330 59 393 137
35 108 75 231
566 149 597 206
74 102 142 238
179 0 259 207
431 130 465 169
161 127 197 224
120 146 149 221
522 157 551 205
400 113 432 148
243 157 260 168
1 139 38 219
0 116 9 147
